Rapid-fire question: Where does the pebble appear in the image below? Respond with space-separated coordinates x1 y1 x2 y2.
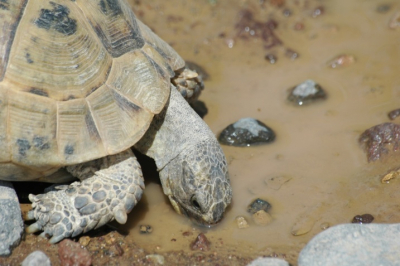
327 54 355 68
388 108 400 120
265 54 277 64
359 122 400 161
298 224 400 265
247 257 290 266
58 239 92 266
22 250 51 266
288 79 326 106
285 48 299 60
104 243 124 257
247 198 272 214
218 118 276 147
236 216 250 229
381 170 399 183
79 236 91 247
351 214 374 224
294 22 304 31
190 233 210 251
139 225 153 234
312 6 324 18
146 254 165 265
252 210 273 226
320 222 330 230
389 11 400 29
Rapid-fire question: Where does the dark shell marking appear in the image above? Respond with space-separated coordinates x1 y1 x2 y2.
34 2 77 36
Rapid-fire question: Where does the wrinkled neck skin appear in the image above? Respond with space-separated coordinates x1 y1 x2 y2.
135 88 232 225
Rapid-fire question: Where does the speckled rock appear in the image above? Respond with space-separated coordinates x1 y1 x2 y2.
288 79 326 106
248 198 272 214
0 181 24 256
58 239 92 266
219 118 275 146
190 233 210 251
247 257 289 266
298 223 400 266
22 251 51 266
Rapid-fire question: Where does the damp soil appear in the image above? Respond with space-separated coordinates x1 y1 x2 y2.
3 0 400 265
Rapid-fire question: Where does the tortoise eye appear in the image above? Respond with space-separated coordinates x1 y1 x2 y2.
190 195 202 212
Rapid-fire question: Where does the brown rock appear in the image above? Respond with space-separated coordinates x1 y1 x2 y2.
58 239 92 266
327 54 356 68
104 243 124 257
190 233 210 251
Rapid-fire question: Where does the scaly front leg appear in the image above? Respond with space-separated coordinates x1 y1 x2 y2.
25 150 144 243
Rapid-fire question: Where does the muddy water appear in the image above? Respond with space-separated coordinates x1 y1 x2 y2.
123 0 400 263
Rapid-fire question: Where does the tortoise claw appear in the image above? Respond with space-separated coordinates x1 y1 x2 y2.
27 223 41 233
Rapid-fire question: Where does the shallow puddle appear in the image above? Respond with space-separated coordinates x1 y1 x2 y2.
3 0 400 265
124 0 400 263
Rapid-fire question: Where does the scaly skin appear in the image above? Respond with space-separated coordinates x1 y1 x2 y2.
26 150 144 243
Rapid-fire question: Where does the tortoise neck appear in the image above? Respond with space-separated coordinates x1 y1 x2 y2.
134 87 216 170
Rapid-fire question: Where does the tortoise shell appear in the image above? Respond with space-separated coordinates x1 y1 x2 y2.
0 0 185 180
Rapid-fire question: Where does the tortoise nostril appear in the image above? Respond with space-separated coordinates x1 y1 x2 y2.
190 195 202 212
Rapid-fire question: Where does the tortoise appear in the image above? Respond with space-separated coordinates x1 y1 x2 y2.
0 0 232 255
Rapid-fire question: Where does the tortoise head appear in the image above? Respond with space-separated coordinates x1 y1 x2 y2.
159 138 232 225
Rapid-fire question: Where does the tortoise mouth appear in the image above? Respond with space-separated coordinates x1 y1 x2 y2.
169 195 219 227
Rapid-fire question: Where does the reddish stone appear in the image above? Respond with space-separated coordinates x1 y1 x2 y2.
190 233 210 251
58 239 92 266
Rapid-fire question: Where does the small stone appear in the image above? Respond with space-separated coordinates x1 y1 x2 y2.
104 243 124 257
376 4 391 13
288 79 327 106
388 108 400 120
252 210 273 226
236 216 249 229
146 254 165 265
294 22 304 31
182 231 193 237
320 222 330 230
312 6 324 18
58 239 92 266
265 54 277 64
359 123 400 161
190 233 210 251
22 251 51 266
351 214 374 224
327 54 356 68
218 118 275 147
381 170 399 183
389 11 400 29
282 8 291 17
285 48 299 60
79 236 91 247
139 225 153 234
247 198 272 214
